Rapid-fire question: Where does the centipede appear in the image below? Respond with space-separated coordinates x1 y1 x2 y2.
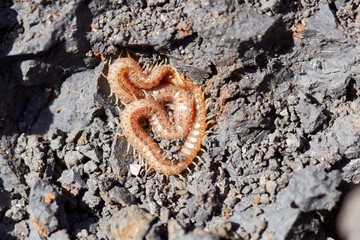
107 56 208 177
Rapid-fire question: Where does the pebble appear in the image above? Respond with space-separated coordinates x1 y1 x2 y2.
265 180 277 196
64 151 84 168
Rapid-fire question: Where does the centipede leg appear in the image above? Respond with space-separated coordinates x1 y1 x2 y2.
153 62 160 70
196 156 205 164
143 63 149 72
192 161 199 169
142 90 149 99
133 148 136 158
100 71 108 79
206 129 214 135
144 159 149 173
116 107 122 116
205 102 212 110
116 133 124 138
178 174 186 181
120 100 129 107
145 167 152 177
206 113 216 120
206 119 216 125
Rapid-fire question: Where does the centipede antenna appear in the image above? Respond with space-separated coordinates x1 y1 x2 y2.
196 156 205 164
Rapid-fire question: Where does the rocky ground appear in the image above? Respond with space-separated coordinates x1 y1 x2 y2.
1 0 360 239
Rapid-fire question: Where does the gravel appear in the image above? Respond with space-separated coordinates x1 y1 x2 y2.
1 0 360 239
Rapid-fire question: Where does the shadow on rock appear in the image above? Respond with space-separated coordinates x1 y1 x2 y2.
0 1 101 136
0 0 19 58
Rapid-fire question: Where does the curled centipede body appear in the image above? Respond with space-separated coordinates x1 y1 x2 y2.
107 57 208 177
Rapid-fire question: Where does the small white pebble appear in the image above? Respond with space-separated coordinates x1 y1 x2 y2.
129 164 142 176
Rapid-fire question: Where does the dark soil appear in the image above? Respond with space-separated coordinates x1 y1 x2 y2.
1 0 360 239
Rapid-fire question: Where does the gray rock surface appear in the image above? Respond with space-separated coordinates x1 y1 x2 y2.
4 0 80 56
262 167 341 239
32 63 104 133
58 169 86 196
28 180 68 238
102 205 155 240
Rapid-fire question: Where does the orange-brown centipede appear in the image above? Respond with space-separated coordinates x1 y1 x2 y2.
107 57 207 176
